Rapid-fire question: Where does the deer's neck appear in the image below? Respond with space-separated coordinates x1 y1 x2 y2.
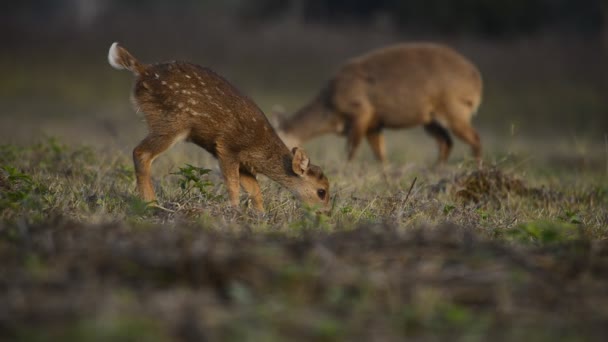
243 136 297 189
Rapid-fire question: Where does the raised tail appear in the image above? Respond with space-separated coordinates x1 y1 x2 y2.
108 42 145 75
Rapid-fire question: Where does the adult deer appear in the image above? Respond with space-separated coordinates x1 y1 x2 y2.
275 43 483 166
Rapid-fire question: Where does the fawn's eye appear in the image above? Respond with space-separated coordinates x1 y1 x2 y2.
317 189 326 200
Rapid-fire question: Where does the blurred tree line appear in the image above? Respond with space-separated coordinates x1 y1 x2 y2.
2 0 605 38
241 0 604 37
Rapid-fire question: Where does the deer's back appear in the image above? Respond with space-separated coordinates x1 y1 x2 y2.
332 43 482 126
133 62 280 156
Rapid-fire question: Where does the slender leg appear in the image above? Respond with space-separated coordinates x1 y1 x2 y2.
346 108 374 161
239 170 264 212
133 134 179 202
366 128 389 183
424 121 454 164
366 129 387 164
217 156 240 208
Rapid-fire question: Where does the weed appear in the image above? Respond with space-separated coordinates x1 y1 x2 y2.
443 204 456 215
560 210 582 224
0 165 48 218
171 164 222 201
506 221 581 245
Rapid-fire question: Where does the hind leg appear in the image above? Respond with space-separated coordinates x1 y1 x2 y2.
424 121 454 164
133 133 184 202
239 169 264 212
366 128 387 164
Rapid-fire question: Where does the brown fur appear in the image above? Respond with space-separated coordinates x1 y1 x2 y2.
277 42 483 164
108 43 330 211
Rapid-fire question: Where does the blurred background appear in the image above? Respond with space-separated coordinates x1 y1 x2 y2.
1 0 607 167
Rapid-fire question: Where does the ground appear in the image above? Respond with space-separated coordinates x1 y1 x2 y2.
1 133 607 341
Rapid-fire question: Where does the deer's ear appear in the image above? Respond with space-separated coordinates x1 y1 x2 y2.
270 105 287 129
291 147 310 177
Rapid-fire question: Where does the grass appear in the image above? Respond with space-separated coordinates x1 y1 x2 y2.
0 136 607 341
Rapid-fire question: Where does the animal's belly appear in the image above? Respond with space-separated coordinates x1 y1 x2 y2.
371 94 430 128
376 106 427 128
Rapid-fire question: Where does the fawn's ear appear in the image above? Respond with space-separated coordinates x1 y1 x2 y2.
291 147 310 177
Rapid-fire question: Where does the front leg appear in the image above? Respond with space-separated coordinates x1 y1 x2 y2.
217 156 240 208
345 109 374 161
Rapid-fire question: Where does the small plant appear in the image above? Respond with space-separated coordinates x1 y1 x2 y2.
476 208 490 220
171 164 221 201
340 205 353 214
506 221 581 245
0 165 50 221
126 196 154 217
290 204 331 232
560 210 582 224
443 204 456 215
0 165 35 209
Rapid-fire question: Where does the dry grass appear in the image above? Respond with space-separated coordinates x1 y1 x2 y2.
0 136 607 341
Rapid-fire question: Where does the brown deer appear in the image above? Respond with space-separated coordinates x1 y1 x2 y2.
108 42 329 212
275 42 483 166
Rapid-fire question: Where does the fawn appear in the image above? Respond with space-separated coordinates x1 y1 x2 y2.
274 42 483 166
108 42 329 211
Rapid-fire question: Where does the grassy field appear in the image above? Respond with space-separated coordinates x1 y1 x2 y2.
1 24 608 340
1 133 607 341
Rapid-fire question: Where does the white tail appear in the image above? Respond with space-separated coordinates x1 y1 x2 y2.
108 42 124 70
107 42 144 75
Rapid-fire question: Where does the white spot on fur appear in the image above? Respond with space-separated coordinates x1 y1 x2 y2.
161 81 167 85
154 73 160 79
108 42 124 70
188 99 198 105
178 103 184 108
185 74 191 79
210 101 223 109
